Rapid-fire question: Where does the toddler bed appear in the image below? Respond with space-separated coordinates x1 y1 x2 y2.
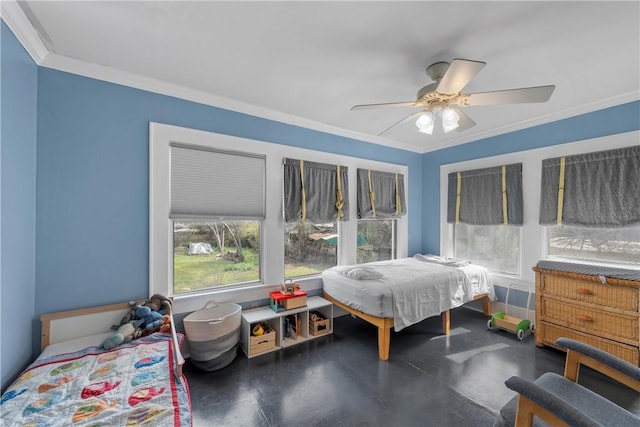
322 254 495 360
0 301 191 426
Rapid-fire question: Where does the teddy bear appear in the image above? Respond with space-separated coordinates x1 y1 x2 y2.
102 321 136 350
133 305 163 330
147 294 172 314
159 315 172 333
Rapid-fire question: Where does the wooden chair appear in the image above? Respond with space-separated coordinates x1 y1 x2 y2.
493 338 640 427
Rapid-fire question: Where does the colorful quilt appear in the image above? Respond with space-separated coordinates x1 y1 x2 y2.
1 333 191 426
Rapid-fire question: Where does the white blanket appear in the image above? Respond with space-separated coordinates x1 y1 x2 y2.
334 255 494 331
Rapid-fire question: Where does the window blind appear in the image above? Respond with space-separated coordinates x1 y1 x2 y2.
170 143 265 219
357 169 406 219
539 145 640 227
447 163 523 225
283 158 349 223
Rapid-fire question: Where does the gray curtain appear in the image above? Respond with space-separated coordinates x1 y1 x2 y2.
447 163 523 225
357 169 406 219
539 145 640 227
283 158 349 223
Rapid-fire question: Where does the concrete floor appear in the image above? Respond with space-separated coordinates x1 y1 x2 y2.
183 307 640 427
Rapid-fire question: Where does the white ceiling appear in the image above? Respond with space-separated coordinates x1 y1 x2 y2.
9 1 640 153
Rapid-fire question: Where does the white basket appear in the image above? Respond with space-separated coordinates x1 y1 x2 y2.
183 301 241 342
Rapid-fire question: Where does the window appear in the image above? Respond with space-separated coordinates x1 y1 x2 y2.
284 221 337 278
454 224 521 274
546 225 640 265
173 220 261 293
357 219 397 263
355 169 404 264
440 131 637 284
168 144 265 293
151 123 409 305
447 163 523 274
540 145 639 267
283 158 347 278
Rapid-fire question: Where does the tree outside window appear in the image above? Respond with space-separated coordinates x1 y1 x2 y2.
173 220 260 293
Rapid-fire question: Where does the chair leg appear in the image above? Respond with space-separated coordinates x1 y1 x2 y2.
515 395 569 427
514 396 535 427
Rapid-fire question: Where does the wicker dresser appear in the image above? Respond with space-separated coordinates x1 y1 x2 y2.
534 267 640 366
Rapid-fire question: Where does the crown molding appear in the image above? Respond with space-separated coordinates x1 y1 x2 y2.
3 1 636 156
40 52 422 154
1 0 49 64
418 91 640 154
38 52 640 156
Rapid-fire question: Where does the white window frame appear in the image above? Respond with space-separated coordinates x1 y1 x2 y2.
150 122 409 313
439 130 639 289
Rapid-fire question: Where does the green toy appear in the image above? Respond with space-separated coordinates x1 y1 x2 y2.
487 283 534 341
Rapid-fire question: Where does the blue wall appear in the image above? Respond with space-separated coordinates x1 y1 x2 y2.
35 68 423 342
1 22 38 390
421 101 640 255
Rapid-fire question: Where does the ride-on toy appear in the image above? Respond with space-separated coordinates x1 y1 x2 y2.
487 283 534 341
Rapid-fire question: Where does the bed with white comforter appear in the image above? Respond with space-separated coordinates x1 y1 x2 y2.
322 254 495 359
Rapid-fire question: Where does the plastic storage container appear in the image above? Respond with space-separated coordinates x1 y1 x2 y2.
184 301 242 371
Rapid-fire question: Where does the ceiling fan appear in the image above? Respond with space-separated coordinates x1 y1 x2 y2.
351 59 555 136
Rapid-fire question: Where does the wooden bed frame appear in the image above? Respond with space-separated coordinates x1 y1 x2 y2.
323 291 492 360
40 300 185 374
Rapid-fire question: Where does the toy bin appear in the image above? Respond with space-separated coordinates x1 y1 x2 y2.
309 311 330 336
184 301 241 371
249 322 276 356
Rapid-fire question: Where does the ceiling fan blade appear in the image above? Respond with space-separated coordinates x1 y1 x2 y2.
435 59 486 95
351 101 417 111
378 111 423 136
463 85 556 106
450 107 476 132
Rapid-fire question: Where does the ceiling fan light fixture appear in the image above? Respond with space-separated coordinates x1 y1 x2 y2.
415 111 435 134
352 59 555 137
441 107 460 133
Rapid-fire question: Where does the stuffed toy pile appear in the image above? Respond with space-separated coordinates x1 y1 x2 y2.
102 294 172 350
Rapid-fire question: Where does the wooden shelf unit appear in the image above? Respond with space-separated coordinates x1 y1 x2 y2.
534 267 640 366
240 296 333 358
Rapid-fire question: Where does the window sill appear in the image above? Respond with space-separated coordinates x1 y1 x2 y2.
488 272 533 290
172 276 324 314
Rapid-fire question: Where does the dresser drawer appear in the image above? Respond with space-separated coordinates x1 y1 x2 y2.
541 298 638 342
539 275 638 312
540 322 639 366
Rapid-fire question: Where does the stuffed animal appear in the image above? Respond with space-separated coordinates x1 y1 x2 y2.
159 315 172 333
111 300 138 331
147 294 172 314
102 322 136 350
134 305 163 330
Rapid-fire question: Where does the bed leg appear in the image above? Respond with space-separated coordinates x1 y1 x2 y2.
482 295 492 316
442 310 451 335
378 321 391 361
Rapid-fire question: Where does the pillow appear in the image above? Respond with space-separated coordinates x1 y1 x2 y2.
342 267 385 280
39 332 114 360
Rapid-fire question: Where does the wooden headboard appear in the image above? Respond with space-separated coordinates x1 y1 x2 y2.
40 302 133 350
40 300 185 374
